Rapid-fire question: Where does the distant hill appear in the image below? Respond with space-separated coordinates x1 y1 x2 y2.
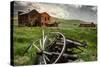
53 17 81 28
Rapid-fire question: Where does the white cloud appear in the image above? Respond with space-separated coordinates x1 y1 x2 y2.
68 4 82 8
91 6 97 12
14 1 97 23
15 1 31 6
29 3 70 19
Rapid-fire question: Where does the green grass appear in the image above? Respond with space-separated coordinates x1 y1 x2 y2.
13 19 97 65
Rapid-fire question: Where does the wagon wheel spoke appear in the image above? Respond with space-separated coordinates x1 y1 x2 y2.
45 33 63 49
42 30 45 50
43 54 47 64
43 51 52 55
43 36 48 50
48 52 77 57
45 39 56 49
44 54 50 62
43 51 64 57
23 42 33 55
45 35 58 50
28 44 33 51
43 51 61 56
39 39 43 50
51 52 61 55
32 43 41 52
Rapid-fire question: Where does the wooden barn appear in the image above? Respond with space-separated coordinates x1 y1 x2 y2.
40 12 58 27
79 21 96 27
18 9 58 27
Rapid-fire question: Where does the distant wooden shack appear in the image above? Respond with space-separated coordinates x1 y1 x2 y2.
79 21 96 27
18 9 58 27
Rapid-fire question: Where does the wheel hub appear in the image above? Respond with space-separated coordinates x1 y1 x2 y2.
37 50 43 55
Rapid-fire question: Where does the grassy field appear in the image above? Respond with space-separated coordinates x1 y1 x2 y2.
13 19 97 65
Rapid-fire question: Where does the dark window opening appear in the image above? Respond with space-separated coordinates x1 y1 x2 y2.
45 17 46 21
48 17 49 20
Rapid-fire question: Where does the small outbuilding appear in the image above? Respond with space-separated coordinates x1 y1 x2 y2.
79 21 96 27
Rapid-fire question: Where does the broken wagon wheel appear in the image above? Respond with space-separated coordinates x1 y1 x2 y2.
41 32 66 64
23 30 66 64
30 30 66 64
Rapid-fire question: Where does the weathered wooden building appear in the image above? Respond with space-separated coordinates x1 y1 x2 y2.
79 21 96 27
18 9 41 26
18 9 58 27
